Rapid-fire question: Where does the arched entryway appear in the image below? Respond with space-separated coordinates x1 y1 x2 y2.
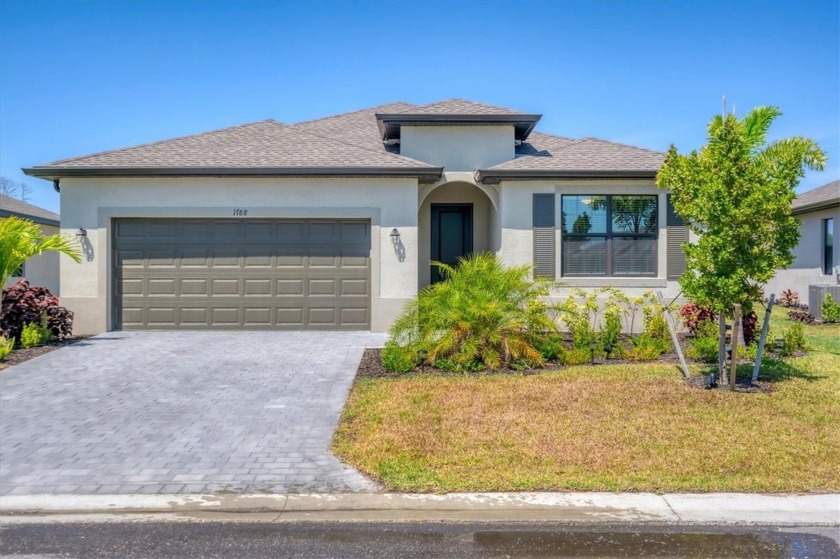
418 181 499 288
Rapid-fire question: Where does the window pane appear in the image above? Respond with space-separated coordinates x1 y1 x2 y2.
613 237 657 275
563 237 606 275
826 219 834 275
562 195 607 234
826 219 834 247
612 196 658 233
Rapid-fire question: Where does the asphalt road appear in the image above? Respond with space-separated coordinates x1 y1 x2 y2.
1 521 838 558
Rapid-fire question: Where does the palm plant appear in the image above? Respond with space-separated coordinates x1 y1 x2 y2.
0 217 82 286
389 253 556 371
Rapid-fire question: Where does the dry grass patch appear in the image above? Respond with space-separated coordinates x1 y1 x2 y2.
333 356 840 493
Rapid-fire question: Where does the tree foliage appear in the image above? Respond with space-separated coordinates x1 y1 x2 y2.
0 217 82 285
656 106 826 313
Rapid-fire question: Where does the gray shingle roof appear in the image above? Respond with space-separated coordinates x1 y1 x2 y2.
291 102 417 152
793 180 840 213
0 194 60 226
37 119 434 170
24 99 665 179
489 134 664 172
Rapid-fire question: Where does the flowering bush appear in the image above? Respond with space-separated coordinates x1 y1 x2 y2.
1 280 73 342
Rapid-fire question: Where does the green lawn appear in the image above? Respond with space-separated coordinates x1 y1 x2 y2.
333 311 840 493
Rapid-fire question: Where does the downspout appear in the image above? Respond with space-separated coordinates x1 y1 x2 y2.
53 179 60 192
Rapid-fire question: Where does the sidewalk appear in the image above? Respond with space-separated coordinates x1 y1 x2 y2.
2 492 837 525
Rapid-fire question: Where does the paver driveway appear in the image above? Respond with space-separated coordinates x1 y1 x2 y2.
0 331 387 496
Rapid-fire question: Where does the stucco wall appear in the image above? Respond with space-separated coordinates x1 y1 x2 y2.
59 176 419 334
400 125 514 171
765 206 840 301
3 223 61 295
497 179 681 300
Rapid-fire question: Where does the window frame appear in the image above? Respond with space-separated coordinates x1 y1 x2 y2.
561 194 659 277
11 263 24 278
824 217 834 276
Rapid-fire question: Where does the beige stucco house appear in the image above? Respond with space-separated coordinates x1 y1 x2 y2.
1 194 61 295
23 99 688 334
765 180 839 301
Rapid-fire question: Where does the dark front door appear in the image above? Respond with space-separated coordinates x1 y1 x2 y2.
430 204 473 283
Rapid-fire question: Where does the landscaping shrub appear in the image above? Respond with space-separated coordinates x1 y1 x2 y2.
642 302 670 342
381 341 417 373
1 280 74 342
388 253 554 371
557 289 598 349
781 323 807 356
0 336 13 360
20 315 52 349
679 302 715 335
562 347 591 366
600 300 624 359
820 293 840 323
788 310 816 324
778 289 800 308
533 333 567 362
686 319 720 362
625 334 670 361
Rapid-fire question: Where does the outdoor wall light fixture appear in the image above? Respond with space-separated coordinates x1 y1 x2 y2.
76 227 87 240
390 228 400 245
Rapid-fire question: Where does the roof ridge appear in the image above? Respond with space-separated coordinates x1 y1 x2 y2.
420 98 524 113
291 102 416 127
527 130 576 142
46 120 285 166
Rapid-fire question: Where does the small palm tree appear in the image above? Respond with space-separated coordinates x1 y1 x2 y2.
0 217 82 286
390 253 556 371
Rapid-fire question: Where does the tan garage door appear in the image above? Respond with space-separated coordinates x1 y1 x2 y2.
113 218 371 330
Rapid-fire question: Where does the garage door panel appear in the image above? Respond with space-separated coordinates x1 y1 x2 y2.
114 218 370 330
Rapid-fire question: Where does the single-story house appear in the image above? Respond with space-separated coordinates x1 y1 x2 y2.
23 99 688 334
1 193 62 295
765 180 839 302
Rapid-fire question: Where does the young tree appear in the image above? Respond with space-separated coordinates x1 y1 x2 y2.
657 106 826 355
0 217 82 286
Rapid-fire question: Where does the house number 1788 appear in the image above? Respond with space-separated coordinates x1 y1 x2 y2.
233 209 248 216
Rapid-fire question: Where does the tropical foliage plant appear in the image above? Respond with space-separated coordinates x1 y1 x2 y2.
388 253 555 371
0 216 81 286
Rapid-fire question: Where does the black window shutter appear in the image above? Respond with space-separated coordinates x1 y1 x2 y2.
533 194 556 279
667 194 688 280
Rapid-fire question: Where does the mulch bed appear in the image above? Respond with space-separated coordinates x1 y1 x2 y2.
356 341 778 394
0 336 90 370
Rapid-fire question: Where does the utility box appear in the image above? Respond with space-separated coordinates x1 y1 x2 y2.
809 285 840 320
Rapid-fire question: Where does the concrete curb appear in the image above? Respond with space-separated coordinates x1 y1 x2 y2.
1 492 838 525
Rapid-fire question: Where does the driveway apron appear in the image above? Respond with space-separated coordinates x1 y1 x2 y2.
0 331 387 496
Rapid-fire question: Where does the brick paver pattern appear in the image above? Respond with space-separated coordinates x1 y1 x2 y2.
0 331 387 496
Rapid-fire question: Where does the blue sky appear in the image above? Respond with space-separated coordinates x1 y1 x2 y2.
1 0 838 213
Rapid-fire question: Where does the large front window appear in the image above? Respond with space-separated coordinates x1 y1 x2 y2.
561 195 658 276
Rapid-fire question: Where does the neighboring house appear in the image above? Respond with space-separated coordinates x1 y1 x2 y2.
765 180 840 301
0 193 61 295
23 99 688 335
